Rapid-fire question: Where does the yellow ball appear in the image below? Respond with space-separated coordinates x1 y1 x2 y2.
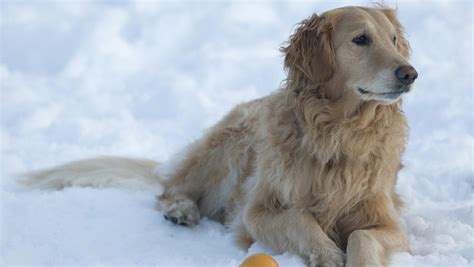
240 253 279 267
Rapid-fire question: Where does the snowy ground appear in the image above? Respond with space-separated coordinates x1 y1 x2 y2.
1 0 473 266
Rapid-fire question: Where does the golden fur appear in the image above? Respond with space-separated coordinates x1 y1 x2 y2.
157 6 416 266
22 6 418 267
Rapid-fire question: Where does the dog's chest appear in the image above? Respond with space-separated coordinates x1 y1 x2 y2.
307 158 376 203
276 145 398 232
261 97 406 228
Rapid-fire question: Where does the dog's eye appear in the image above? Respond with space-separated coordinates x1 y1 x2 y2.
352 34 369 45
393 36 397 45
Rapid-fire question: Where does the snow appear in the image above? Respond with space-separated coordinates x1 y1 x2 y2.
1 1 473 266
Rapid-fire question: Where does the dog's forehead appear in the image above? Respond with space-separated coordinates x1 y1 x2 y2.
327 7 395 34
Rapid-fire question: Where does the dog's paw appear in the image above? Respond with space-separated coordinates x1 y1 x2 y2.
308 247 345 267
157 196 200 226
319 248 345 267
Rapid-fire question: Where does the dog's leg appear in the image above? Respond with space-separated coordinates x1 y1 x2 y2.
345 226 407 267
156 139 232 226
157 102 259 226
243 192 345 267
345 196 408 267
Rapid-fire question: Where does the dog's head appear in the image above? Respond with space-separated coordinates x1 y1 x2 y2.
282 7 417 105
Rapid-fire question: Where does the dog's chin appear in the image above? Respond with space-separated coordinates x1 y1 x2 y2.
356 87 408 105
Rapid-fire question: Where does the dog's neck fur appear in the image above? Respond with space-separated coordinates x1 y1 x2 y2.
285 79 407 165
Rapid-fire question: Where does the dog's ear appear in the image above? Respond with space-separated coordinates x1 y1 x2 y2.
281 14 336 85
380 8 411 59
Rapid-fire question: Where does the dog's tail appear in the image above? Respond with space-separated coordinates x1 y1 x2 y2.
18 156 163 194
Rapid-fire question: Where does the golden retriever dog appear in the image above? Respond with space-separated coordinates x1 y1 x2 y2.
22 6 418 267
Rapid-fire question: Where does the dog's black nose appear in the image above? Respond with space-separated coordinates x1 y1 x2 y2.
395 65 418 85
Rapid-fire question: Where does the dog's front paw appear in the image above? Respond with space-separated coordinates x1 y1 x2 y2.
308 246 345 267
319 247 345 267
157 196 200 226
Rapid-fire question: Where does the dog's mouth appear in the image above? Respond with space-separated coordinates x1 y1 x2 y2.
358 87 410 99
